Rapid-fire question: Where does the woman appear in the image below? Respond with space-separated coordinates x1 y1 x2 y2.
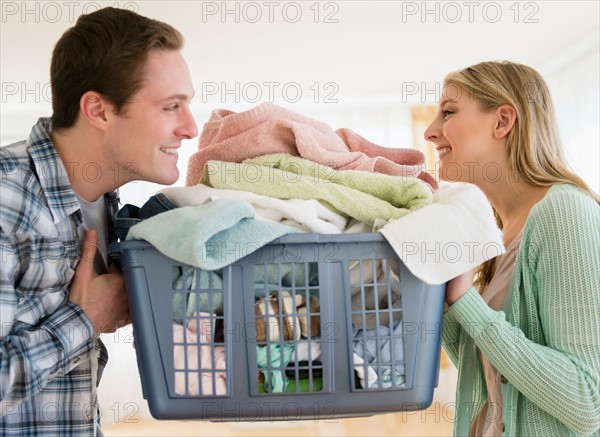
424 61 599 436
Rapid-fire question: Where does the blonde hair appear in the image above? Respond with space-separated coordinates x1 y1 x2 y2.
443 61 599 290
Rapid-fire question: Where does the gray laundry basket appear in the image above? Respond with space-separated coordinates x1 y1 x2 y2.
108 232 446 421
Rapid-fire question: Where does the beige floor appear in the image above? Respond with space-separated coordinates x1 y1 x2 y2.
103 403 455 436
103 354 457 437
101 348 457 436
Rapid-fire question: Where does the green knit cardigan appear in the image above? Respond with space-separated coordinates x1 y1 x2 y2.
443 183 600 436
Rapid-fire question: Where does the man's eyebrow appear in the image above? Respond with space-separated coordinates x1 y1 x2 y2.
162 92 196 102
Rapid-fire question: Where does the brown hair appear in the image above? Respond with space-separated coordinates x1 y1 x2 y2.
443 61 599 290
51 7 183 130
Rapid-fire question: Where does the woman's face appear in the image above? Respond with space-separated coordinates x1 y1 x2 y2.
424 84 505 184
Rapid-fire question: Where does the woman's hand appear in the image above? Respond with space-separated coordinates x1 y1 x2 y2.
446 268 476 307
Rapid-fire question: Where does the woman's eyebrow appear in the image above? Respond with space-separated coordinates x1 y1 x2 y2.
440 98 457 106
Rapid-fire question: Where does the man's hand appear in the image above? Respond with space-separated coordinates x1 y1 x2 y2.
69 229 130 337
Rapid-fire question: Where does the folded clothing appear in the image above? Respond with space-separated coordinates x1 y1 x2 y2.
202 160 422 227
159 183 348 234
126 198 298 270
380 182 505 284
186 102 436 189
248 154 432 211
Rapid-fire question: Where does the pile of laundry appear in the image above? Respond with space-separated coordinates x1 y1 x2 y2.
119 102 504 397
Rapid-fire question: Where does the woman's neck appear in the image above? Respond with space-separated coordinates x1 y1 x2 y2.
479 179 552 246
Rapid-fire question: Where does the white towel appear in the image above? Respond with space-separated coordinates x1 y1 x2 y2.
159 184 347 234
380 182 505 285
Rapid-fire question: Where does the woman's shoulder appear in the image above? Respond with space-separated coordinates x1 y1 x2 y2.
530 183 598 221
525 183 599 244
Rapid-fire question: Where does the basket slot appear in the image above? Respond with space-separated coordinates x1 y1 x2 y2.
171 266 228 397
253 262 325 395
349 257 406 391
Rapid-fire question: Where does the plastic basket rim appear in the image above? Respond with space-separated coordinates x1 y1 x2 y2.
109 232 388 255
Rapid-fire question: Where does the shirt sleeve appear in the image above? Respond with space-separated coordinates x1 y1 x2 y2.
0 229 95 412
448 189 600 435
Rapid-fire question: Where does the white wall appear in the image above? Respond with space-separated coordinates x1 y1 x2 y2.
113 39 600 208
542 37 600 192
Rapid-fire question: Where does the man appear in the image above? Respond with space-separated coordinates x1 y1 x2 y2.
0 7 198 436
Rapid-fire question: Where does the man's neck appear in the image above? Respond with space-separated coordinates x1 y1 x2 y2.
51 125 115 202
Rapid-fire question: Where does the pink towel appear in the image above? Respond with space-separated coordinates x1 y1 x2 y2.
186 102 437 189
173 312 227 396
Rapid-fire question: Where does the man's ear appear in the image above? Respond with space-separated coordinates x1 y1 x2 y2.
493 104 517 140
79 91 111 130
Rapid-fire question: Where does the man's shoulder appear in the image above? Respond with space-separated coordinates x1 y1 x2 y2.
1 140 31 176
0 141 46 234
1 140 41 190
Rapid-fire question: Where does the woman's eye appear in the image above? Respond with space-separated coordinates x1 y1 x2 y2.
165 104 179 111
442 109 454 117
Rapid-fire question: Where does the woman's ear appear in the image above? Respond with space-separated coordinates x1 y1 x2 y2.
493 104 517 140
79 91 110 130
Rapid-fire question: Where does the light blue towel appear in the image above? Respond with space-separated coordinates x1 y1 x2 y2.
256 344 295 393
172 268 224 323
126 198 298 270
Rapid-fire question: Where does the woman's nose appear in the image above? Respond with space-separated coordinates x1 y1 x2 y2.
424 118 440 143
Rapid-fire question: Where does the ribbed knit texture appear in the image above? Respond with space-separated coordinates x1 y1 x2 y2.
443 184 600 436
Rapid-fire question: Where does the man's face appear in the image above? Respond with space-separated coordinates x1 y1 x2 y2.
104 49 198 186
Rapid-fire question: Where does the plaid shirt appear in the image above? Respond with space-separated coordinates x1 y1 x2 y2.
0 118 119 436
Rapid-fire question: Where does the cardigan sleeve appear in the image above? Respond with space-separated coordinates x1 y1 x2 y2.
448 187 600 435
442 297 471 368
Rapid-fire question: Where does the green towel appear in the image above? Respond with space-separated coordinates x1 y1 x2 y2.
249 153 432 210
202 156 431 226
